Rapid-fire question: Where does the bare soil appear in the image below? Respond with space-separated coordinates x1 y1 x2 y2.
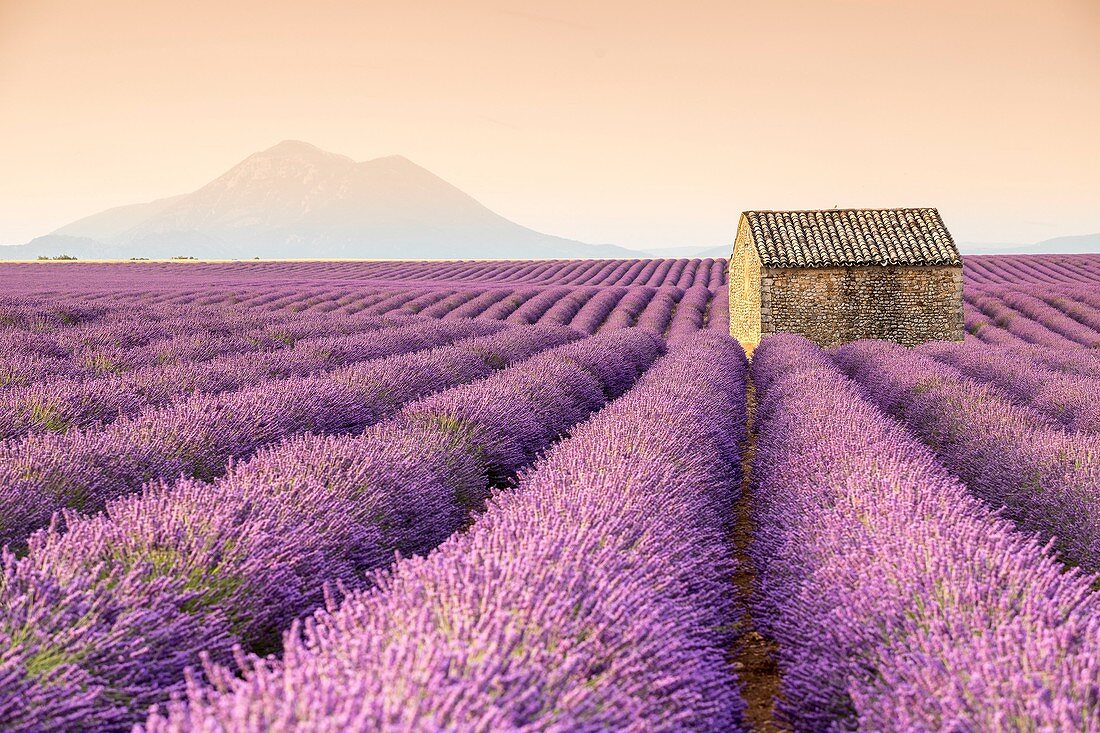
730 380 788 732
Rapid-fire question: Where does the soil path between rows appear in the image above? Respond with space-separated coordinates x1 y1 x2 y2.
730 378 787 732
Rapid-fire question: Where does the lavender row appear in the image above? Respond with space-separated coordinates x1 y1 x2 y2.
440 288 511 319
111 311 418 369
667 284 712 342
0 322 574 548
707 284 730 330
13 254 1100 295
0 297 108 331
145 331 747 733
965 291 1086 349
0 330 660 732
567 286 626 333
920 340 1100 433
0 318 449 440
962 308 1023 345
3 277 731 338
0 353 91 389
504 287 573 325
634 286 683 335
0 310 412 387
1044 292 1100 335
1012 341 1100 378
965 254 1100 286
985 290 1100 347
475 288 540 320
1 258 730 291
0 302 307 360
835 340 1100 574
253 284 714 338
751 333 1100 731
535 286 597 325
600 286 655 330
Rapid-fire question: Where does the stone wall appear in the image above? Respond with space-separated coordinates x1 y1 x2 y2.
761 265 964 347
727 225 762 349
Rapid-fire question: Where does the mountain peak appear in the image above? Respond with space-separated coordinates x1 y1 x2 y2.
252 140 354 165
265 139 325 154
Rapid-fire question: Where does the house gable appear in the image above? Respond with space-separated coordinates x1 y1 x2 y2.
728 214 763 349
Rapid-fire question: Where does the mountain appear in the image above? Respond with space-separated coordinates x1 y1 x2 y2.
53 194 188 241
1031 233 1100 254
638 245 719 258
694 244 730 259
957 241 1030 254
958 234 1100 255
2 140 643 260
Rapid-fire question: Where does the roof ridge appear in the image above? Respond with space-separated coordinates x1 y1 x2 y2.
743 207 939 215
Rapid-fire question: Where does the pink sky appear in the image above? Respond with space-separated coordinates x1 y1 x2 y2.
1 0 1098 248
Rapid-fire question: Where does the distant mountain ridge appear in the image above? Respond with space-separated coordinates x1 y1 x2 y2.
53 194 187 241
955 235 1100 255
1025 233 1100 255
2 140 643 260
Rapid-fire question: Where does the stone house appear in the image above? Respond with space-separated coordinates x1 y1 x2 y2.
728 208 964 349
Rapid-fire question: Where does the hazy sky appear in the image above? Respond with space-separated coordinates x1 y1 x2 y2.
2 0 1098 248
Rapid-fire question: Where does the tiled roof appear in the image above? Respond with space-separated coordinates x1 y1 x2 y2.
743 208 961 268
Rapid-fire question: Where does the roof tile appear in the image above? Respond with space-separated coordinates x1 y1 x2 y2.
742 208 961 268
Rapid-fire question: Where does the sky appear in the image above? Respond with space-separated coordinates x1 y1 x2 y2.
1 0 1098 249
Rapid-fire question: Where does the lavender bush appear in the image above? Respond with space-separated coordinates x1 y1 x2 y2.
752 333 1100 731
921 340 1100 433
835 339 1100 574
0 320 473 440
143 332 748 733
0 323 576 548
0 330 660 731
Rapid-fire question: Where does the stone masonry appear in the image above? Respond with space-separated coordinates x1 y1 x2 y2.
761 265 964 347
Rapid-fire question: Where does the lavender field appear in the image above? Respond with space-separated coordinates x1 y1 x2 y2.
1 254 1099 731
